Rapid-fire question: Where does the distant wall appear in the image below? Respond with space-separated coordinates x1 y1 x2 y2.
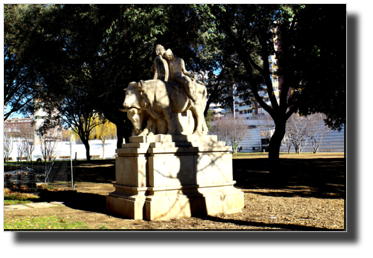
239 121 344 153
6 139 118 161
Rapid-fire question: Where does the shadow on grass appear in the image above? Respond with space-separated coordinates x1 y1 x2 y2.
33 190 107 214
233 158 346 199
71 159 116 183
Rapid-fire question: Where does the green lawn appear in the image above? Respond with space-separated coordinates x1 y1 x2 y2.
4 193 39 205
232 152 344 159
4 215 109 230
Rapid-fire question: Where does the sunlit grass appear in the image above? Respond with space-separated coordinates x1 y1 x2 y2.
4 191 39 205
232 152 344 159
4 215 108 230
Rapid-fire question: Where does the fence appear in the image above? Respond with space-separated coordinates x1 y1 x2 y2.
4 159 71 192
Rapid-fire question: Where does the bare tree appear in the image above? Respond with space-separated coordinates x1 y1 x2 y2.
285 114 312 154
17 122 35 161
258 113 275 142
282 134 292 154
39 135 59 161
210 114 249 153
38 126 60 161
17 141 25 160
23 141 35 161
209 117 229 143
4 132 14 161
308 113 331 154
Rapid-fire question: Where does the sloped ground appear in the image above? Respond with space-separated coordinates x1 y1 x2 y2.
4 154 345 230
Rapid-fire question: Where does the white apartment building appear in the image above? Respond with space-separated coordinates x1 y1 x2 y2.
209 49 344 153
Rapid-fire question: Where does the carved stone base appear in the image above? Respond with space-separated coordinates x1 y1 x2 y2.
106 135 244 221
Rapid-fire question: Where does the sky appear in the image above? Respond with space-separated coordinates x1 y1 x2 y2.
3 106 25 119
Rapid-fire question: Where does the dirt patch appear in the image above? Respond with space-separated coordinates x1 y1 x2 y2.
4 155 346 231
4 187 344 230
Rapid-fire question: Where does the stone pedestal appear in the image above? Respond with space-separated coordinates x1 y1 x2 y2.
106 135 244 220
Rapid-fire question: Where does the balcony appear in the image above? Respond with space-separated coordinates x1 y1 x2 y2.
237 104 252 111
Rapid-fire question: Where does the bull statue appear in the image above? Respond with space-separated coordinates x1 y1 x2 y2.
120 79 208 136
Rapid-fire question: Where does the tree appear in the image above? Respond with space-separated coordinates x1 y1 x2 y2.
210 115 249 153
17 122 35 161
4 5 57 120
93 4 220 146
210 4 346 166
23 141 35 162
285 114 312 154
258 113 275 142
16 141 25 160
284 113 331 154
4 132 14 161
209 117 230 144
39 132 59 162
61 130 72 142
91 116 117 159
307 113 331 154
210 5 293 164
204 109 215 131
62 104 104 161
4 4 224 151
6 4 218 148
6 4 345 164
292 5 346 130
282 134 292 154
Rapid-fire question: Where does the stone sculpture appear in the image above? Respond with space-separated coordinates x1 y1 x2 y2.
163 48 196 103
120 45 208 135
107 44 244 221
152 44 169 81
121 79 208 135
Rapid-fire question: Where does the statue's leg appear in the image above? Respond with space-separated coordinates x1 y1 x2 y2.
163 107 176 134
202 118 208 135
189 101 204 135
156 118 168 134
176 76 196 102
139 117 156 136
147 117 157 136
139 128 148 136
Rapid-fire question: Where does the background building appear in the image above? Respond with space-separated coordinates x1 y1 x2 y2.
4 116 34 139
209 46 344 153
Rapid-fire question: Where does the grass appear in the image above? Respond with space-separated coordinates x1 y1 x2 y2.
4 187 110 230
4 215 108 230
232 152 344 159
4 184 56 205
4 192 39 205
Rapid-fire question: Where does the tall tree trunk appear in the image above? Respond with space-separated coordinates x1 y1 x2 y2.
82 139 90 161
115 122 124 149
268 120 286 170
115 120 133 149
231 141 236 154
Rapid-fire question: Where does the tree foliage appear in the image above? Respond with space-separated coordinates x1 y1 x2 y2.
4 4 345 165
91 116 117 158
210 4 345 165
4 5 55 120
292 5 346 130
5 4 219 147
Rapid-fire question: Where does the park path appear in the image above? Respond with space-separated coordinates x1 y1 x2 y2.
4 200 86 211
